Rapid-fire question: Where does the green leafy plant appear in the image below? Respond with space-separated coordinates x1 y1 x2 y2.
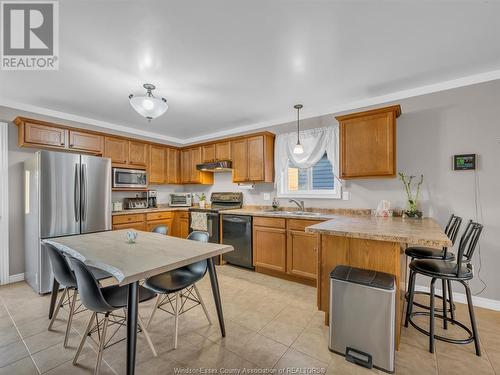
196 193 206 202
398 172 423 218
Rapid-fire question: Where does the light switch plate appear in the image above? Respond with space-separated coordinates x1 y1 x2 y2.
342 191 350 200
263 193 271 201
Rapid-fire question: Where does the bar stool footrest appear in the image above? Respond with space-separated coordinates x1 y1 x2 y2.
404 290 456 313
408 311 474 345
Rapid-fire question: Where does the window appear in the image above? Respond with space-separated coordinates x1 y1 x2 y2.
278 153 340 199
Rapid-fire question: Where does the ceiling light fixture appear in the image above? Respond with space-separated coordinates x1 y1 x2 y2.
129 83 168 121
293 104 304 154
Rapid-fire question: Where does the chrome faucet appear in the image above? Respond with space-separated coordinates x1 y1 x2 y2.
289 199 305 211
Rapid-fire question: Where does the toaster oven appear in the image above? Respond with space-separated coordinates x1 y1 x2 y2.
169 193 192 207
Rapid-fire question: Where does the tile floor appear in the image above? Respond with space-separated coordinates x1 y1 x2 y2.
0 265 499 374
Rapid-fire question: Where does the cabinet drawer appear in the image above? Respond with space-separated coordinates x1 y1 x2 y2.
253 216 286 229
146 211 174 221
288 219 324 231
112 214 146 225
112 222 146 231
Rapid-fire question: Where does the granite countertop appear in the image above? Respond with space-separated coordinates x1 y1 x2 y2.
222 207 371 220
112 206 190 216
305 215 452 247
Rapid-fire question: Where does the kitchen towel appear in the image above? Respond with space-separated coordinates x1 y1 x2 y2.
190 212 208 231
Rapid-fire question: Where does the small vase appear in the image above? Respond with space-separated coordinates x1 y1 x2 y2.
199 200 206 209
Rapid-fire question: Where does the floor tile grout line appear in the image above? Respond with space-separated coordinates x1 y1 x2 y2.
0 296 42 374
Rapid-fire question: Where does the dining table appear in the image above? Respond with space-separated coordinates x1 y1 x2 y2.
43 229 234 375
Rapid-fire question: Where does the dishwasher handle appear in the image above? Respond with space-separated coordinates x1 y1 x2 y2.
223 216 250 224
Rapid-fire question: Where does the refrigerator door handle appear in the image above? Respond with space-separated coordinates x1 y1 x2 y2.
74 163 80 222
81 163 87 222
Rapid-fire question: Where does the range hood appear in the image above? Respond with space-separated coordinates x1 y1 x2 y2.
196 160 232 172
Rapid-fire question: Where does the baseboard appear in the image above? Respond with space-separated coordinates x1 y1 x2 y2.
414 285 500 312
8 273 24 283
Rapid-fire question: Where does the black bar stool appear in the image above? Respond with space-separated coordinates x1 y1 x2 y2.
405 220 483 355
45 244 111 348
69 257 158 375
405 214 462 319
143 231 212 349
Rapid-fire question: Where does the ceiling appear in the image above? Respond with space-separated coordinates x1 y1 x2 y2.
1 1 500 145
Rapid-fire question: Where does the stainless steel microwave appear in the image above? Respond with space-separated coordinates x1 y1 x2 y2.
169 193 192 207
112 168 147 189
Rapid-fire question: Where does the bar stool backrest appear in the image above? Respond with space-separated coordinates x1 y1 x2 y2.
46 243 77 287
456 220 483 276
185 231 209 275
69 257 115 313
444 214 462 246
152 225 168 235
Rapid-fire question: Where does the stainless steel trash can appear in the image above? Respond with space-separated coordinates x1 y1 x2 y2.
329 265 395 373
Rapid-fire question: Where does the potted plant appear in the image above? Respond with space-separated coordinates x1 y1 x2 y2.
398 172 423 218
196 193 207 209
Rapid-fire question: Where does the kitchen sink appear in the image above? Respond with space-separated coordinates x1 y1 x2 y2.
263 210 322 217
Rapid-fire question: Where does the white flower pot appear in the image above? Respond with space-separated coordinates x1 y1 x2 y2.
199 200 206 209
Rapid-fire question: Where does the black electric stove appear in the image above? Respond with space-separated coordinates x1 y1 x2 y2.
188 192 243 243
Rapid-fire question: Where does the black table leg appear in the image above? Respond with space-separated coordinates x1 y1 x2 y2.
48 278 60 319
126 281 139 375
207 257 225 337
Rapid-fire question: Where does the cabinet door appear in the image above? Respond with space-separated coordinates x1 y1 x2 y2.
68 130 103 154
147 219 174 235
166 148 180 184
202 144 215 163
112 222 146 231
253 226 286 272
179 218 189 238
215 141 231 161
287 230 318 280
104 137 129 164
248 135 264 181
190 147 202 183
24 122 66 148
181 149 191 183
231 138 248 182
129 141 148 167
149 145 165 184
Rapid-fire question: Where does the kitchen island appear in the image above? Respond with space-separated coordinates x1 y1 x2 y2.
306 215 452 348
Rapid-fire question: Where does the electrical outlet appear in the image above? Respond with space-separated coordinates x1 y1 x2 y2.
263 193 271 201
342 191 350 200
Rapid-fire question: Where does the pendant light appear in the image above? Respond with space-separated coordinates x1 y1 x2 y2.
293 104 304 154
129 84 168 121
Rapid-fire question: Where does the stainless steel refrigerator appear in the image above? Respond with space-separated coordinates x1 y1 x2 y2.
24 151 112 294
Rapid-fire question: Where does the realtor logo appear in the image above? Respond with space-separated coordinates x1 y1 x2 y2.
1 1 58 70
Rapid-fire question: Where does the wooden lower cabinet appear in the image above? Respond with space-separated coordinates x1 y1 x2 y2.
112 210 187 237
173 212 190 238
147 219 174 234
252 217 322 285
112 222 146 231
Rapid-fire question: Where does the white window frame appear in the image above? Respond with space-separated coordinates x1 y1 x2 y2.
277 155 342 199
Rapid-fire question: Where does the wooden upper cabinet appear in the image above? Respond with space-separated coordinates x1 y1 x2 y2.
128 141 148 167
337 105 400 179
231 134 274 183
68 130 103 154
22 121 67 148
149 145 165 184
215 141 231 160
180 149 191 184
190 147 202 182
165 148 180 184
231 138 248 183
104 137 129 165
201 144 215 163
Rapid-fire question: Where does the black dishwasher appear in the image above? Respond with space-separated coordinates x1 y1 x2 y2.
221 215 253 269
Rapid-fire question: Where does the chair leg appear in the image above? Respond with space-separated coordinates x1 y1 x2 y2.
174 292 180 349
448 280 455 323
64 288 78 347
48 287 68 331
137 315 157 357
429 278 437 353
405 270 417 327
94 313 109 375
463 281 481 356
193 284 211 325
74 312 96 365
442 279 448 330
147 294 162 329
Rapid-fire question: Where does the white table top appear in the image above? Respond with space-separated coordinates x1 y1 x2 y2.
43 230 233 285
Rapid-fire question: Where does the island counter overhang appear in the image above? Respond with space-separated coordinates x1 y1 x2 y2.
305 215 452 349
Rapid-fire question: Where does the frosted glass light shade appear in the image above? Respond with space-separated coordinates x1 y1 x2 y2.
293 143 304 154
129 95 168 120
